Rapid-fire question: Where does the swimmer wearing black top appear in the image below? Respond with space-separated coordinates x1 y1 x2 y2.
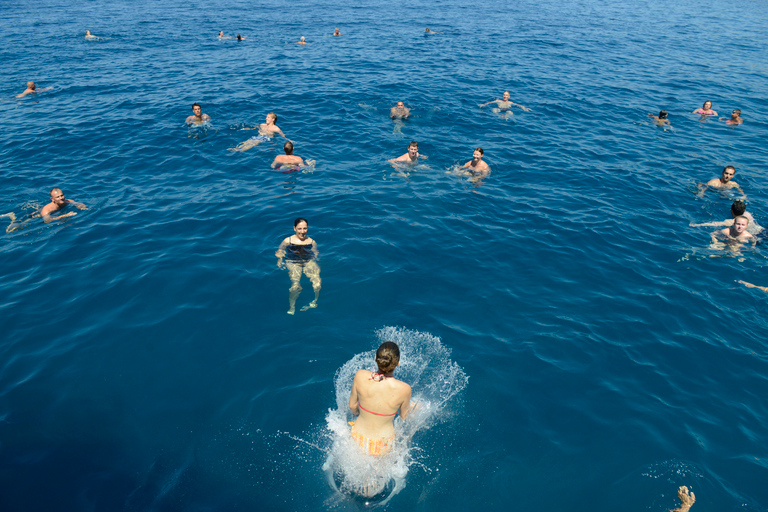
275 217 321 314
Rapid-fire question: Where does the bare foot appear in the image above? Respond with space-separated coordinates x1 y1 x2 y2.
300 301 317 312
672 486 695 512
287 308 295 315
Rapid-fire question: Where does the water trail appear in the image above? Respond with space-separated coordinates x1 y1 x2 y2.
322 326 468 507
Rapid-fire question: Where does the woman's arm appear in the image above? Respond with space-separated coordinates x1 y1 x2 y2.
348 375 360 415
398 385 413 419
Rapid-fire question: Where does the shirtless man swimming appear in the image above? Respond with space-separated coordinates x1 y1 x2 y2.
85 30 98 40
697 166 744 197
2 188 86 233
721 109 743 125
479 90 530 114
332 28 342 36
185 103 211 125
390 101 410 119
690 200 762 235
462 148 490 176
16 81 52 98
271 141 305 169
229 112 287 152
389 141 425 164
648 110 671 126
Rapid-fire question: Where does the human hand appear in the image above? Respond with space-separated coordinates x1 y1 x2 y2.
673 486 695 512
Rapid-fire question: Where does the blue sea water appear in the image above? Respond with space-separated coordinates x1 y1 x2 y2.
2 0 768 510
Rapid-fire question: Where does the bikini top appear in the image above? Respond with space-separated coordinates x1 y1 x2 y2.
358 371 397 416
285 236 314 261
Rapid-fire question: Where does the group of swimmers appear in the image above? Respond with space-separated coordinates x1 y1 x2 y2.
648 100 744 126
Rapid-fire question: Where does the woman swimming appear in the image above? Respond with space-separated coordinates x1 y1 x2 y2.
693 100 717 116
348 341 414 456
275 217 320 314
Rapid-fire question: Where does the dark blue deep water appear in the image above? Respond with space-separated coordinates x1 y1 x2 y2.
2 0 768 510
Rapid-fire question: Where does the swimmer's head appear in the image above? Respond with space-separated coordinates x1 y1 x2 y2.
192 103 201 114
703 100 712 109
732 109 741 116
85 30 91 36
294 217 308 228
733 215 749 231
218 31 223 36
27 81 35 90
267 112 277 123
50 188 66 205
376 341 400 373
659 110 668 119
408 141 418 149
474 147 484 155
722 166 736 181
237 34 242 41
396 101 405 108
731 201 747 216
284 141 294 154
300 36 305 42
503 90 510 100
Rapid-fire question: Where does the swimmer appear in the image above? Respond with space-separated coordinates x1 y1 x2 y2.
291 36 308 45
461 147 490 177
388 141 425 165
271 141 305 169
185 103 211 125
478 90 530 116
690 200 762 235
648 110 671 126
425 28 438 33
275 218 320 314
218 31 225 38
236 34 246 41
720 109 743 125
332 28 342 36
4 188 86 233
229 112 287 152
348 341 415 460
16 81 52 98
672 486 695 512
692 100 717 116
390 101 410 119
84 30 98 40
697 166 744 198
710 215 753 246
737 280 768 293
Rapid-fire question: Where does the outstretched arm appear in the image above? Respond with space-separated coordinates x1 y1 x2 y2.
398 385 413 420
478 99 497 108
689 220 729 228
511 102 531 111
348 376 360 416
738 280 768 293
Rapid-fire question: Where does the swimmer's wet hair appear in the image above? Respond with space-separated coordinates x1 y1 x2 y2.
268 112 277 122
475 147 484 155
731 200 746 216
284 141 294 154
49 187 63 196
724 165 736 173
733 109 741 115
376 341 400 373
659 110 668 118
294 217 308 227
192 102 201 109
734 215 749 225
408 141 418 148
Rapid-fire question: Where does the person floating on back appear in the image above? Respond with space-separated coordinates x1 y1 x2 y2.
479 90 530 118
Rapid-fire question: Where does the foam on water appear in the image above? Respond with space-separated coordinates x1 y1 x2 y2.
322 327 468 506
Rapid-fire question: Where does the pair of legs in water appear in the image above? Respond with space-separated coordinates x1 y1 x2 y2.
285 259 320 314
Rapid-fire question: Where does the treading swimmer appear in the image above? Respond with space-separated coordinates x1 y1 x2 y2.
275 217 321 315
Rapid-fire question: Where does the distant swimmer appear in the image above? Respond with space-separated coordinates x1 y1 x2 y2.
737 280 768 293
275 217 320 315
388 141 425 165
672 486 695 512
348 341 415 460
185 103 211 125
84 30 98 40
291 36 308 45
478 90 530 117
690 200 762 235
648 110 671 126
711 215 753 246
720 109 743 125
390 101 410 119
236 34 246 41
425 28 438 33
462 147 490 177
332 28 342 36
692 100 717 116
697 166 744 197
229 112 286 152
218 31 225 38
3 188 86 233
16 81 52 98
271 141 305 169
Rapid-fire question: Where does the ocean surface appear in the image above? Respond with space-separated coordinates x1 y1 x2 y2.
2 0 768 510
